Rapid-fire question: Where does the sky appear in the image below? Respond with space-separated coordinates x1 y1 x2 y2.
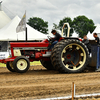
1 0 100 33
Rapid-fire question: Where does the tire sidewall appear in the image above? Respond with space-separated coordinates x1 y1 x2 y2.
6 62 15 72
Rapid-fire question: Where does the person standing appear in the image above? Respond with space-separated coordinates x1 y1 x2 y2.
82 35 91 53
93 33 100 71
93 33 99 44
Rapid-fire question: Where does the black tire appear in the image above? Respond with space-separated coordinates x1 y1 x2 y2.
13 56 30 73
6 62 16 72
51 39 90 73
40 59 54 70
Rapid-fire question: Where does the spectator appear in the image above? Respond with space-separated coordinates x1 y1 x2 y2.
93 33 100 71
93 33 99 45
82 35 91 53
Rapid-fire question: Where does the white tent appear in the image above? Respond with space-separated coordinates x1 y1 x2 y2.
71 32 78 37
93 24 100 33
87 31 94 40
0 11 11 29
93 24 100 38
0 16 47 41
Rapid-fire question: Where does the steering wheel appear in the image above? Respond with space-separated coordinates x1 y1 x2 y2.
47 36 52 42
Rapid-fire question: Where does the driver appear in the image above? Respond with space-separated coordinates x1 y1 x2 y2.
48 30 62 50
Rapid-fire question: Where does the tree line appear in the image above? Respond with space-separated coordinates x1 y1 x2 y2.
27 15 96 38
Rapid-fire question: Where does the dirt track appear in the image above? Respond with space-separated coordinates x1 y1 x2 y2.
0 65 100 100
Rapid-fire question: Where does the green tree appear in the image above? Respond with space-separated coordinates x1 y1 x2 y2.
27 17 48 34
72 15 96 38
53 17 73 36
53 23 59 29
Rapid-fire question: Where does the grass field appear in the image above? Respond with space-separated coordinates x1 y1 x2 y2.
0 61 41 67
0 63 6 67
30 61 41 66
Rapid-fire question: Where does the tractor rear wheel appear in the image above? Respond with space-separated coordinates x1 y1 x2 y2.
40 59 54 70
51 39 89 73
6 61 15 72
13 56 30 73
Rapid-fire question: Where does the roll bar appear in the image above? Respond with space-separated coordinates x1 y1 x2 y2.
61 23 70 37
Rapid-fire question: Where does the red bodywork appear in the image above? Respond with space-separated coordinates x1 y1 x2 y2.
10 40 49 56
0 39 50 64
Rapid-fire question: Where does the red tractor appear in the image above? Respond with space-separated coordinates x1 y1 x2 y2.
0 23 90 73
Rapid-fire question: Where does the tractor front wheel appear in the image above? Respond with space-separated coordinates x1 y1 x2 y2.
13 56 30 73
